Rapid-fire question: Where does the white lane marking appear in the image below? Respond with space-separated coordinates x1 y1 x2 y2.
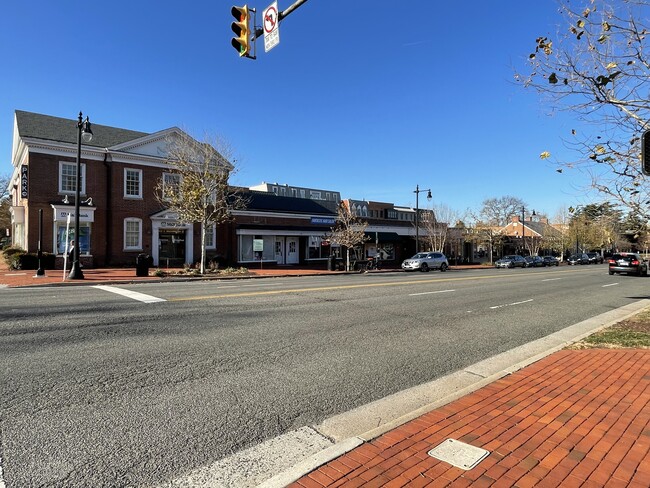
490 299 533 310
541 278 562 282
92 285 166 303
409 289 455 296
602 283 619 287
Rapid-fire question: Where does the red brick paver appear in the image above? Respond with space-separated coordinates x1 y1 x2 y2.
290 350 650 487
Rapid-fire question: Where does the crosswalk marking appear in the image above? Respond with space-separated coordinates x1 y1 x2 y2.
92 285 166 303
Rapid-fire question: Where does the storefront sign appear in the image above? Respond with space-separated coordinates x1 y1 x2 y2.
20 165 28 198
53 208 94 222
311 217 336 225
253 239 264 252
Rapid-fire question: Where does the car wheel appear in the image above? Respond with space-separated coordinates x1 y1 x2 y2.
440 263 448 272
420 263 429 272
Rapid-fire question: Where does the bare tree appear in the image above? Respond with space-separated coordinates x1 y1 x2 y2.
0 174 10 241
325 202 370 271
154 131 245 274
517 0 650 223
480 196 526 226
420 204 459 253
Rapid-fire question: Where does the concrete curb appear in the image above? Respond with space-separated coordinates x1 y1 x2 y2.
257 299 650 488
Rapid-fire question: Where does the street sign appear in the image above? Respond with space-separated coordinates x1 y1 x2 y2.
263 2 280 52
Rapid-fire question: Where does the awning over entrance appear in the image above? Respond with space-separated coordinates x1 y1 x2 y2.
364 232 401 242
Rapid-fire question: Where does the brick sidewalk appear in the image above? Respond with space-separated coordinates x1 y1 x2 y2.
289 349 650 487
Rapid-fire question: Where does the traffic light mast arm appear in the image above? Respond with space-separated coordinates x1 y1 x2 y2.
251 0 309 41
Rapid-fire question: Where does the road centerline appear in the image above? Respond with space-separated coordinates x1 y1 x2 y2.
409 289 456 296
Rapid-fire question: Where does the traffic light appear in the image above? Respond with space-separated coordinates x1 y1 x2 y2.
642 129 650 175
231 5 250 57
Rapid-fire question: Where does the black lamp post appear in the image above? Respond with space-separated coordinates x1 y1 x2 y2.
520 206 536 256
414 184 432 253
68 112 93 280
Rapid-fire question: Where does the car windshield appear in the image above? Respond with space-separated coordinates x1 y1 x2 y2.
502 255 517 260
411 253 428 259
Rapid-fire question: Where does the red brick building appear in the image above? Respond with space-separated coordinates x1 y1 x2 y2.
8 110 235 268
7 110 339 269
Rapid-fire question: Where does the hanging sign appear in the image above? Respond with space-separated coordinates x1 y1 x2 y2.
20 165 28 198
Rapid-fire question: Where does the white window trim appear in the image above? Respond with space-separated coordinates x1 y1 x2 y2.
59 161 86 195
124 218 143 251
124 168 143 199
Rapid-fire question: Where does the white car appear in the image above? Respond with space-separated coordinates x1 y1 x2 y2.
401 252 449 272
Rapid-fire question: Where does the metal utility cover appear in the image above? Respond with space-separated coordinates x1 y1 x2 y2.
427 438 490 470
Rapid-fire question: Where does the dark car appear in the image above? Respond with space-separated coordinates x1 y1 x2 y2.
586 252 604 264
495 255 526 268
542 256 560 267
608 252 648 276
524 256 544 268
568 253 590 265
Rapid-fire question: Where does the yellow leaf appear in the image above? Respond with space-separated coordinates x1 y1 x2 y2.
605 62 617 69
540 151 551 160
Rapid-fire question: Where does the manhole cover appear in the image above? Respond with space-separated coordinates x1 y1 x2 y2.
427 438 490 470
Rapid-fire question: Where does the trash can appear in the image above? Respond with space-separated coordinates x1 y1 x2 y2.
327 254 337 271
136 253 151 277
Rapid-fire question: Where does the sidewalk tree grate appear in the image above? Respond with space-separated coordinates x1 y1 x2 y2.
427 438 490 470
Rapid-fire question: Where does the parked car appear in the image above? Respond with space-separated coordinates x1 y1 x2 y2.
608 252 648 276
401 252 449 272
495 255 527 268
542 256 560 266
568 253 590 265
524 256 544 268
586 252 604 264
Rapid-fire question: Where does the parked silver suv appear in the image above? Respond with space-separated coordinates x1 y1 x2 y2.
401 252 449 272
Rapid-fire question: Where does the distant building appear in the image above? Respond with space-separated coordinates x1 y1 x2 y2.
249 182 340 211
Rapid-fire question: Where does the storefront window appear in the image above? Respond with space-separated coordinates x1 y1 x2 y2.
378 244 395 260
56 224 90 255
308 235 334 259
239 235 275 261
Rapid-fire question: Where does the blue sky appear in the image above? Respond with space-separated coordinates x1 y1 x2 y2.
0 1 595 219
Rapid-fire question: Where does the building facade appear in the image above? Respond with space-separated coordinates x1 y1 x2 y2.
8 110 231 268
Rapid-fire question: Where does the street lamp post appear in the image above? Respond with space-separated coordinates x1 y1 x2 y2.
68 112 93 280
414 184 432 253
520 206 536 256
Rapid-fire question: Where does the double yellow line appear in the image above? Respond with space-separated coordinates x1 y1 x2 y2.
169 270 567 302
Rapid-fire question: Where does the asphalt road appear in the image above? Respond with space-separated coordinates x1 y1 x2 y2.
1 265 647 487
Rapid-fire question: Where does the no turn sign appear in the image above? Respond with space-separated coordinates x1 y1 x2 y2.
263 1 280 52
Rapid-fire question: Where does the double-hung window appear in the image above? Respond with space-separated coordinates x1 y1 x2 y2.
124 218 142 250
204 222 216 249
124 168 142 199
59 162 86 195
162 173 181 200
